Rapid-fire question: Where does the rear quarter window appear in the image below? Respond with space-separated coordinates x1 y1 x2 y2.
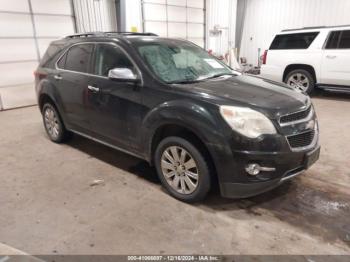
40 41 66 68
270 32 319 50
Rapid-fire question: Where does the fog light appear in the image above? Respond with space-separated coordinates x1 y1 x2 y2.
245 163 261 176
245 163 276 176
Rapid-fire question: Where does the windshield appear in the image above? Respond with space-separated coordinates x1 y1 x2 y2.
136 41 233 83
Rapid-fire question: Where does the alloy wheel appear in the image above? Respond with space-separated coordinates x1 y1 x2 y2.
44 107 60 139
161 146 199 194
287 73 310 92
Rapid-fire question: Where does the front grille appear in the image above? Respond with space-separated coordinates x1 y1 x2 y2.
280 106 311 124
287 130 315 149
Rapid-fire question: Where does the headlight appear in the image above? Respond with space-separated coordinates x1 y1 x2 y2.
220 106 276 138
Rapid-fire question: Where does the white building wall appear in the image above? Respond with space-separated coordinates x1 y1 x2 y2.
239 0 350 66
0 0 75 110
124 0 237 51
206 0 237 56
141 0 206 47
124 0 143 32
73 0 117 32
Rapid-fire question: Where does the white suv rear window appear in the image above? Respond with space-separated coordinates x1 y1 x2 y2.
270 32 319 50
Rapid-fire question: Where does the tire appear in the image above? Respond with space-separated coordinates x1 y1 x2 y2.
154 136 211 203
42 103 70 143
284 69 315 94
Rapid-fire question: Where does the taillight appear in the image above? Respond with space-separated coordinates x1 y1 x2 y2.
34 70 47 80
262 50 268 65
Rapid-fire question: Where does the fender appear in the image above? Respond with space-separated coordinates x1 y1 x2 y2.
283 63 318 83
37 78 68 125
140 99 232 169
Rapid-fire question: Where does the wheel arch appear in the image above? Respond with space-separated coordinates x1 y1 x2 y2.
38 93 56 112
283 64 317 83
38 92 68 128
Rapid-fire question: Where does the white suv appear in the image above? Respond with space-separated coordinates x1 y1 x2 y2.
260 25 350 93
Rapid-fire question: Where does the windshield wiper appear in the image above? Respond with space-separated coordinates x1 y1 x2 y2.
168 79 201 84
199 73 236 81
168 73 236 84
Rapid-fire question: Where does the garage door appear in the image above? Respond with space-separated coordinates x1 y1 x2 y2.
0 0 75 110
142 0 206 48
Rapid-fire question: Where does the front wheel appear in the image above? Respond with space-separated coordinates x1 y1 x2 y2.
285 69 315 94
154 136 211 203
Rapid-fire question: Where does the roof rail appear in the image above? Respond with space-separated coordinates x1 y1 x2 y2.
282 26 326 32
65 32 105 38
65 31 158 39
282 24 350 32
105 32 158 36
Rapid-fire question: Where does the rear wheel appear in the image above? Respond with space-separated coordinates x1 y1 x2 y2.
155 136 211 203
42 103 70 143
285 69 315 94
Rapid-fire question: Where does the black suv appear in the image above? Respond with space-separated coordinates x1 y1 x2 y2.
35 32 320 202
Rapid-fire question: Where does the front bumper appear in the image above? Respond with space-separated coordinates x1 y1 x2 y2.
219 144 320 198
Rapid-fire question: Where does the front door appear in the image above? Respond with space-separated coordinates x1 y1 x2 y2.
321 30 350 86
86 43 142 150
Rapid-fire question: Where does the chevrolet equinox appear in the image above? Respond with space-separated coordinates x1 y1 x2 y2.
35 32 320 202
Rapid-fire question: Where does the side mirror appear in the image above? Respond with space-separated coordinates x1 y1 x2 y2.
108 68 139 82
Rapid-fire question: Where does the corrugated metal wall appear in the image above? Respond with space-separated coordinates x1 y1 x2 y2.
0 0 75 110
239 0 350 66
206 0 236 55
141 0 206 47
123 0 237 54
73 0 117 32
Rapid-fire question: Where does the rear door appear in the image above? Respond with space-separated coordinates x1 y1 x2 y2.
321 30 350 86
55 43 94 131
86 43 142 150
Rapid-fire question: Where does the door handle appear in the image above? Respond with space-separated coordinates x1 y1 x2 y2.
326 55 337 59
54 75 62 80
87 85 100 92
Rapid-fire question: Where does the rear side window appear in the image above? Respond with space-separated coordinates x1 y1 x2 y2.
325 30 350 49
57 52 67 68
339 30 350 48
325 31 341 49
61 44 94 73
270 32 319 50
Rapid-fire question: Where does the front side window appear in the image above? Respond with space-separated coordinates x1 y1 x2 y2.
270 32 319 50
61 44 93 73
93 44 135 77
136 41 232 83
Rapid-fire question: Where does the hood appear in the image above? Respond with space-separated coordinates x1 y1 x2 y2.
178 74 310 119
